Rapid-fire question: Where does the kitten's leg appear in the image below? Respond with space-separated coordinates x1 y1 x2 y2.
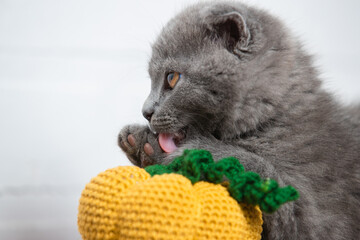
118 124 165 167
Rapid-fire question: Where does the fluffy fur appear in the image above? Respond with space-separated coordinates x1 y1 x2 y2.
118 1 360 239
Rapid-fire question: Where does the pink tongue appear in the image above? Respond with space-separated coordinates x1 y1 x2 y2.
158 133 178 153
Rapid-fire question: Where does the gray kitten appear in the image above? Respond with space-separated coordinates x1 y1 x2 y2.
118 1 360 239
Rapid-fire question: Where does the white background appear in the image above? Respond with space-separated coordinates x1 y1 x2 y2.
0 0 359 239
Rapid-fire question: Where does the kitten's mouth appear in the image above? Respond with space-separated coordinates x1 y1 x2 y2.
158 129 186 153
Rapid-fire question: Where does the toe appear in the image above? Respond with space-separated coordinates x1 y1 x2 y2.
119 139 127 150
120 141 131 151
144 143 154 156
127 134 136 147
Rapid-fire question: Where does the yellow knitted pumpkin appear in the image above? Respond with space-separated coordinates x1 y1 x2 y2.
78 166 263 240
78 149 298 240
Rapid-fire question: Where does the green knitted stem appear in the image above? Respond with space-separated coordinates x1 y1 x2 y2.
145 149 299 213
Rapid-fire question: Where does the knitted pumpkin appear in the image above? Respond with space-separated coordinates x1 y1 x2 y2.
78 149 298 240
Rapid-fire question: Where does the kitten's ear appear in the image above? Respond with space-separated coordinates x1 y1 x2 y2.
207 12 251 54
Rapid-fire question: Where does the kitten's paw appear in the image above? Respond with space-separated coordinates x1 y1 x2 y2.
118 124 163 167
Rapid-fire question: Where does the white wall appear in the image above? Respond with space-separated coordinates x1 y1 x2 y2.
0 0 359 239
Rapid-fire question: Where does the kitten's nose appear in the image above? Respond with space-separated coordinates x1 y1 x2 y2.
142 93 157 122
143 109 154 122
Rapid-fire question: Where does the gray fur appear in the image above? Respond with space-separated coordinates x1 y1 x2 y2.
118 1 360 239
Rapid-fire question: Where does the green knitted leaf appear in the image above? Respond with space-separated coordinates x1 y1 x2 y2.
144 164 171 176
144 149 299 213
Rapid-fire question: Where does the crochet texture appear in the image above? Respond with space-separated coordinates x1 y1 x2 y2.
78 166 263 240
145 149 299 213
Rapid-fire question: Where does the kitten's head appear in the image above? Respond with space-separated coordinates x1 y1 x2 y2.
143 2 298 147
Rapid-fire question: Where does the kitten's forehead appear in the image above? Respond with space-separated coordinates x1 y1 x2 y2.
149 2 251 71
149 22 208 77
151 20 206 60
148 1 287 79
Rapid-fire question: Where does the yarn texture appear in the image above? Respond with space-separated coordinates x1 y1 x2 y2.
78 166 150 240
78 149 298 240
146 149 299 213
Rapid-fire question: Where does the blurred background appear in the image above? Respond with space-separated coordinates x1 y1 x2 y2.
0 0 359 239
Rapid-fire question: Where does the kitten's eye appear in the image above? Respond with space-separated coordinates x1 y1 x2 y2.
166 72 181 88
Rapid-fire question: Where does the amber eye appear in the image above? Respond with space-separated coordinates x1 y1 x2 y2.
166 72 181 88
